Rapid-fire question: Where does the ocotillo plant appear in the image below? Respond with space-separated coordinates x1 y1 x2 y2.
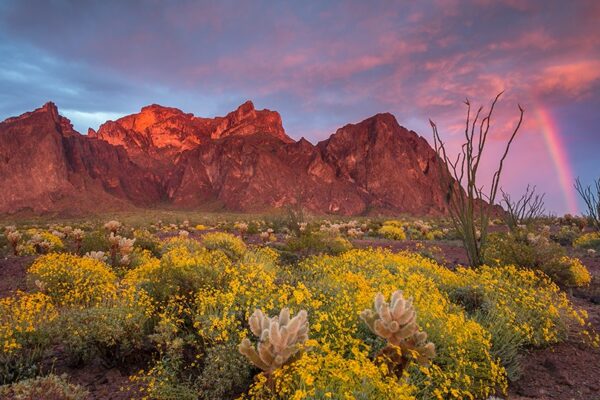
501 185 546 231
575 177 600 232
361 290 435 377
239 308 309 375
430 92 524 266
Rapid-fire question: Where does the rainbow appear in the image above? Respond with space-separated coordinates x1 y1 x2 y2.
534 106 579 215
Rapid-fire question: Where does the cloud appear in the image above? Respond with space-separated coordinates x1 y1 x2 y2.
535 61 600 98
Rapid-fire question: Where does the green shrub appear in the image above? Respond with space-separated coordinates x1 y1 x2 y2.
197 343 253 400
52 289 152 366
79 229 110 254
28 253 117 306
161 237 203 254
0 374 88 400
573 232 600 251
285 231 352 256
124 246 231 303
551 225 581 246
484 229 591 287
201 232 246 260
378 223 407 240
134 229 162 257
0 293 57 384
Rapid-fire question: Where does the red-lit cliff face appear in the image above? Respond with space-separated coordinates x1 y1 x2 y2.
88 101 291 164
0 102 162 215
0 101 452 216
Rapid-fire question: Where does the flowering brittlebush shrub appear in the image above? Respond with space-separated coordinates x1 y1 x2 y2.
28 253 117 306
573 232 600 251
6 224 584 400
378 222 407 240
284 231 352 256
29 231 65 254
52 287 154 366
0 374 89 400
201 232 247 260
485 229 592 288
246 345 417 400
548 256 591 287
124 245 231 303
292 250 507 399
435 262 587 381
0 292 57 384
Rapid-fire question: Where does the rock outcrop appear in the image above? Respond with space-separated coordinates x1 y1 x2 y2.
0 101 453 216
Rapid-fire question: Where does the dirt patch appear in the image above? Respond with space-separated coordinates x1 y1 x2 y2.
508 295 600 400
0 255 34 297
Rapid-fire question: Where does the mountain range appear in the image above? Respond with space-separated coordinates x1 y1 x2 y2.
0 101 452 216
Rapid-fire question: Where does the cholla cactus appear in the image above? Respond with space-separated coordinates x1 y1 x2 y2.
259 231 270 243
104 220 121 233
71 228 84 253
179 230 190 238
259 230 276 243
234 222 249 238
71 228 84 240
6 230 22 255
347 227 364 238
84 251 108 262
51 230 65 239
361 290 435 374
118 237 135 255
239 308 309 374
29 234 51 254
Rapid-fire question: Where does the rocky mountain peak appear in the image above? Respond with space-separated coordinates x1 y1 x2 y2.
0 101 452 216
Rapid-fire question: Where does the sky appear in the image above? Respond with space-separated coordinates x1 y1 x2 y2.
0 0 599 214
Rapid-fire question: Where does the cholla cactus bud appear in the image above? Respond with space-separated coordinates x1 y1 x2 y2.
120 254 131 266
259 231 270 243
118 237 136 256
71 228 84 240
4 225 16 236
6 230 22 255
34 279 46 291
29 235 51 254
108 232 121 246
239 308 309 374
234 222 249 235
104 220 122 233
84 251 108 262
347 228 364 238
361 290 435 367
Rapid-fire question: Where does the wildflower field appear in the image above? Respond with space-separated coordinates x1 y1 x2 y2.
0 213 598 400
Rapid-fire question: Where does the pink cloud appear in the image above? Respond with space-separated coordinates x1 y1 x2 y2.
535 61 600 98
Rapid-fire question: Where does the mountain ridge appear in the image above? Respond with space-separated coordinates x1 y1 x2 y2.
0 101 452 216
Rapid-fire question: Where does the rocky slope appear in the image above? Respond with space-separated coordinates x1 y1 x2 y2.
0 101 452 216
